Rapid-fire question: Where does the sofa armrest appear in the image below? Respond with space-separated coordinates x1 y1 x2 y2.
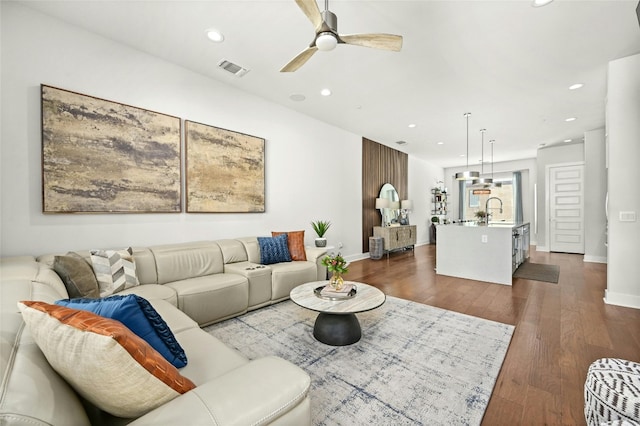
304 247 326 263
129 356 311 426
305 247 328 281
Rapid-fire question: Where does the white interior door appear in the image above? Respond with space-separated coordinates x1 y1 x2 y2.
549 164 585 253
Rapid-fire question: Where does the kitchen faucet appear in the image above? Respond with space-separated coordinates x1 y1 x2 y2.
485 197 503 220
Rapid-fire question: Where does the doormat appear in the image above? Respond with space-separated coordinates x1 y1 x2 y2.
513 262 560 284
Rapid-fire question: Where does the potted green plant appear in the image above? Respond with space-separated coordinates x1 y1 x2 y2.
311 220 331 247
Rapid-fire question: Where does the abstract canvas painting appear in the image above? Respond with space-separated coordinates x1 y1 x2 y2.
41 85 181 213
185 120 265 213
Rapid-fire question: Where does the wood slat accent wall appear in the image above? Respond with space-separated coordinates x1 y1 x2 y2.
362 138 408 253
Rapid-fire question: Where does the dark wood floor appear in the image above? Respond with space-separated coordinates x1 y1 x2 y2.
344 244 640 425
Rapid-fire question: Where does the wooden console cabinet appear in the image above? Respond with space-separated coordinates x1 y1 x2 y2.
373 225 416 257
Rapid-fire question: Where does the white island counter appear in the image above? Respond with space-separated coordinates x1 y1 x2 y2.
436 222 529 286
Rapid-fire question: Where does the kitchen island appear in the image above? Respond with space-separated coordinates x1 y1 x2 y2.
436 222 530 285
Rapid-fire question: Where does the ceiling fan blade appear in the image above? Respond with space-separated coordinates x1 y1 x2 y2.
294 0 324 31
340 33 403 52
280 46 319 72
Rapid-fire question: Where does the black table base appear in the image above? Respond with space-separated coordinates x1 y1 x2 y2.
313 312 362 346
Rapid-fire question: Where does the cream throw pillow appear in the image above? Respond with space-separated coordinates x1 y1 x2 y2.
18 300 196 418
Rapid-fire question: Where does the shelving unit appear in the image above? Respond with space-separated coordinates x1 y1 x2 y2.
431 188 448 216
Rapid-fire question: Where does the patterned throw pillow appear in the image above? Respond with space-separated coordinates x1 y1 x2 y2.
271 231 307 261
55 295 187 368
18 301 196 418
53 252 100 298
90 247 139 297
257 234 292 265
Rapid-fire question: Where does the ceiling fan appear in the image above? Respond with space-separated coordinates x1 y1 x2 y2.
280 0 403 72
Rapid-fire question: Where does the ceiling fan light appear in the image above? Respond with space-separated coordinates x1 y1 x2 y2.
316 32 338 51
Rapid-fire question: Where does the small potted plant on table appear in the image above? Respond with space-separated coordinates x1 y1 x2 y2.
321 252 348 290
311 220 331 247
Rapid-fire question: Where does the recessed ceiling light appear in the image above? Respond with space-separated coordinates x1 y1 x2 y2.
320 88 332 96
564 139 572 143
531 0 554 7
459 154 465 157
289 93 306 102
206 29 224 43
437 141 444 145
565 117 577 122
408 124 416 128
569 83 584 90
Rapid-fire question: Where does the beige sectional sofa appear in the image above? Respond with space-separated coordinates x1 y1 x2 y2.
0 237 327 425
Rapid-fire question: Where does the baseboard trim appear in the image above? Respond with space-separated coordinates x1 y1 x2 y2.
536 246 549 252
584 255 607 263
604 290 640 310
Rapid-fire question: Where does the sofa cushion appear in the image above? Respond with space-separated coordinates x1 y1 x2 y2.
53 252 100 299
17 300 196 418
118 283 179 307
166 274 248 326
257 234 291 265
150 241 224 284
272 230 307 261
55 295 187 368
90 247 139 297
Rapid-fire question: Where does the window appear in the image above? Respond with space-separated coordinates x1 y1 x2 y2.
463 181 514 223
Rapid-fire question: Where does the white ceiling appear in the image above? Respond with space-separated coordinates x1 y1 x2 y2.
20 0 640 168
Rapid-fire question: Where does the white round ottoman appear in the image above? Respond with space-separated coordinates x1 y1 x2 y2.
584 358 640 426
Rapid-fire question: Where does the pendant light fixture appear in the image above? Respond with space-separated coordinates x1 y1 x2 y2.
455 112 480 181
490 139 502 188
472 129 493 186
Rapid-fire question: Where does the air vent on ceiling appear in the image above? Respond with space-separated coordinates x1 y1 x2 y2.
217 59 250 77
396 140 408 145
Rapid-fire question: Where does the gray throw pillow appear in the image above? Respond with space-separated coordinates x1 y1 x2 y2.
53 253 100 299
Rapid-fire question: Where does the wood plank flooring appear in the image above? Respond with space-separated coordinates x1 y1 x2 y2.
343 244 640 425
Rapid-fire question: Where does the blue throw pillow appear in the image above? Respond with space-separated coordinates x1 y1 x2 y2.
258 234 292 265
55 294 187 368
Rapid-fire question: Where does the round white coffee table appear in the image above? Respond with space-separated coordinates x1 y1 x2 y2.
290 281 386 346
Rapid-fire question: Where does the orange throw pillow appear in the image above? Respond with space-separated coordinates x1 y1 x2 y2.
18 300 196 418
272 230 307 261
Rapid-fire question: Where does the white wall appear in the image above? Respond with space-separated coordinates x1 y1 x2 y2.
583 128 607 263
535 143 584 250
444 158 537 245
0 3 354 258
605 53 640 309
0 3 442 260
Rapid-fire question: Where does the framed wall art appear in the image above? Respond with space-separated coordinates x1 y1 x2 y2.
41 85 181 213
185 120 265 213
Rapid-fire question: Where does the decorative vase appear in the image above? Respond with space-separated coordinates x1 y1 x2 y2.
315 238 327 247
329 272 344 290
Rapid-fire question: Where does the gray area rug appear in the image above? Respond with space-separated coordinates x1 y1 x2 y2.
205 296 514 425
513 262 560 283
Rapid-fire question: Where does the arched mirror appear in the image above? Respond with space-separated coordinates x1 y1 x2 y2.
376 183 400 227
